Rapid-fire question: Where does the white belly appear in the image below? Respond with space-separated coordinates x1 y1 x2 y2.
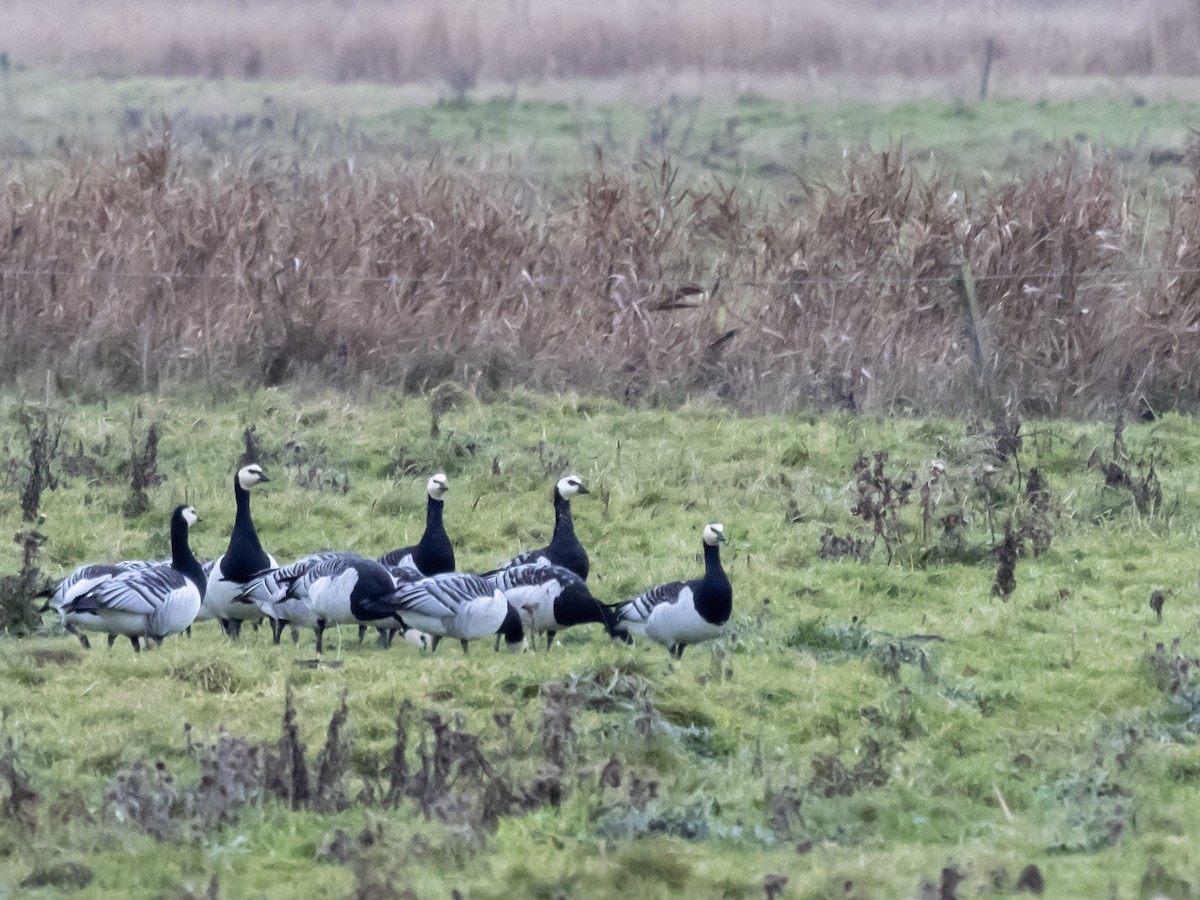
501 583 558 631
146 585 203 638
309 569 361 625
451 591 510 641
70 609 147 637
644 600 724 648
202 553 275 621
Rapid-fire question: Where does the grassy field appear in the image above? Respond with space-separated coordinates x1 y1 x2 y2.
0 67 1195 194
2 387 1200 896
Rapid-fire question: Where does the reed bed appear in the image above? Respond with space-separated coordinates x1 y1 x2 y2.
2 141 1197 415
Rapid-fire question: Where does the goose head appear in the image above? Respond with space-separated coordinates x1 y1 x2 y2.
556 474 589 499
702 522 726 546
404 628 433 651
181 505 200 527
427 473 450 501
499 597 527 652
237 464 270 490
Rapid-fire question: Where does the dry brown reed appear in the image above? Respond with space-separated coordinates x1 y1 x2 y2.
8 0 1200 86
4 139 1200 415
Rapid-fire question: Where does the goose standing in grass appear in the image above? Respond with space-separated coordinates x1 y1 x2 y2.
255 552 396 654
43 558 161 648
379 473 455 574
366 473 455 645
376 572 525 653
610 523 732 659
488 562 618 649
60 505 206 652
201 464 276 639
494 475 590 579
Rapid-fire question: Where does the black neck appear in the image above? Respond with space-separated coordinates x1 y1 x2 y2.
552 489 574 539
546 489 587 579
414 496 454 573
229 477 268 564
553 584 606 627
425 496 444 533
171 511 206 596
696 541 732 625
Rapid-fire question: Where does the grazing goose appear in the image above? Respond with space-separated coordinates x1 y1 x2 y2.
43 558 162 648
255 552 396 654
201 464 277 638
610 523 732 659
488 562 618 649
494 475 590 579
366 473 455 645
60 505 206 652
376 572 525 653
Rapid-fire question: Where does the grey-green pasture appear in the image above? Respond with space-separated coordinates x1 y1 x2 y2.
1 388 1199 897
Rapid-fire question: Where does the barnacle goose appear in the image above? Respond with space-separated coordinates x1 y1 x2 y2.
365 473 455 645
379 473 455 574
43 558 163 648
493 475 590 579
60 505 206 651
201 464 277 639
253 552 396 654
378 572 525 653
488 562 619 649
610 523 732 659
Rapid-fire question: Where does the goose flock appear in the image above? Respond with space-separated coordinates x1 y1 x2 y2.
44 466 733 660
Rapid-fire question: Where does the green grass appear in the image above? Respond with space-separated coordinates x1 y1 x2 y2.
0 68 1194 197
1 387 1200 895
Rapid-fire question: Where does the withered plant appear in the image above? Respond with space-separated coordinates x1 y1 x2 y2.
14 408 63 522
5 139 1200 413
124 422 165 518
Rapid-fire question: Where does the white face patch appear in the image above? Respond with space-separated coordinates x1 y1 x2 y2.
237 464 267 490
182 506 199 527
428 474 450 498
557 475 587 498
703 523 726 546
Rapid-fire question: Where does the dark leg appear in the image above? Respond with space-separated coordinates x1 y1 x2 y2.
185 626 192 638
430 635 442 653
376 626 391 647
493 634 501 653
220 618 233 639
546 631 557 650
315 620 326 655
130 636 141 653
670 644 685 660
270 618 286 645
107 634 117 648
65 624 91 649
460 639 470 654
229 619 243 640
357 625 368 646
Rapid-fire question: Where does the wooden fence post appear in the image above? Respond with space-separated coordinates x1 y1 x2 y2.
979 38 996 101
952 258 994 399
